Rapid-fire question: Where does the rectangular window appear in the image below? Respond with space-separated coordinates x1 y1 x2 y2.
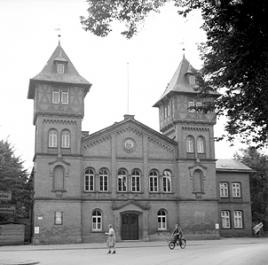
92 217 102 231
158 216 166 230
219 183 229 198
131 176 140 192
54 211 63 225
232 183 241 198
221 210 230 229
149 177 158 192
52 90 60 104
57 63 65 74
118 176 127 192
100 176 108 192
61 91 69 104
84 175 94 191
234 211 243 228
188 101 195 112
163 177 171 192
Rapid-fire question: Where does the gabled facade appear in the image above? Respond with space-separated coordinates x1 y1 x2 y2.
28 44 252 244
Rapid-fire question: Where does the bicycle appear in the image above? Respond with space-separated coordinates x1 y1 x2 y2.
168 235 186 249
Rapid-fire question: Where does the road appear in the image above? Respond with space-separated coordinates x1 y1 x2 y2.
0 238 268 265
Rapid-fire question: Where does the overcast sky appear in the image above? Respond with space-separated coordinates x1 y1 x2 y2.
0 0 249 172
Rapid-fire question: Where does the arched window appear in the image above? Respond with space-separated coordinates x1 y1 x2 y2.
53 165 64 191
84 168 95 192
131 169 141 192
197 136 205 154
157 209 167 230
186 136 194 153
99 168 109 192
162 170 172 193
92 209 102 231
118 168 127 192
149 169 159 192
193 169 203 193
48 129 58 148
61 130 70 148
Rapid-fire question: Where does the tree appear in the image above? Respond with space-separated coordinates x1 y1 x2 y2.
0 140 33 222
81 0 268 146
235 147 268 227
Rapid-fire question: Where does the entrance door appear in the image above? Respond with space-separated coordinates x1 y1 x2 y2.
121 213 139 240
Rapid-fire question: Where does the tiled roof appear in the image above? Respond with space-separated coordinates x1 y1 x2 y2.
28 43 91 99
216 159 253 172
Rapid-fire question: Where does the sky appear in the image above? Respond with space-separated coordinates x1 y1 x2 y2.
0 0 250 172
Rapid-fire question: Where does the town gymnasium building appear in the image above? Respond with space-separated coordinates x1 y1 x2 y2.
28 43 252 244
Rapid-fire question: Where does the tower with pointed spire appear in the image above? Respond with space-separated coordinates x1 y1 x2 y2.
154 55 220 237
28 42 91 243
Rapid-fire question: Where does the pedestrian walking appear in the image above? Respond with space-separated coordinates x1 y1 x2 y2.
105 224 116 254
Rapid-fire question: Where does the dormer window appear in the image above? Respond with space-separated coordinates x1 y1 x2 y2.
189 75 195 86
57 63 65 74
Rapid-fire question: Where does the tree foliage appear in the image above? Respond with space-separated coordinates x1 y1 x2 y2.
235 147 268 225
0 140 33 222
81 0 268 146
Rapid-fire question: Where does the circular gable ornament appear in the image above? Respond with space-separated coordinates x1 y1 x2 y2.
124 138 136 153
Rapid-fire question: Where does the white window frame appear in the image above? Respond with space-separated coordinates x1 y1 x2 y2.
118 169 127 192
233 210 243 228
48 129 57 148
84 168 95 192
54 211 63 225
52 90 60 104
131 169 141 192
61 91 69 104
61 130 70 148
99 168 108 192
149 170 158 192
219 182 229 198
157 209 167 231
57 63 65 74
221 210 230 229
197 136 205 154
232 183 241 198
92 209 102 231
186 136 194 153
162 170 172 193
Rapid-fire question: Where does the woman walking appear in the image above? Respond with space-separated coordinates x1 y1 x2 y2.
106 224 116 254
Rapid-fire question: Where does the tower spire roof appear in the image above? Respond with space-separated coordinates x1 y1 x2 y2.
28 43 91 99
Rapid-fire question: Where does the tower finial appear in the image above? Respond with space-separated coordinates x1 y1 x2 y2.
55 27 62 46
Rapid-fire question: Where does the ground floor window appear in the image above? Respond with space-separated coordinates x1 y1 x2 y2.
54 211 63 225
221 210 230 229
157 209 167 230
233 211 243 228
92 209 102 231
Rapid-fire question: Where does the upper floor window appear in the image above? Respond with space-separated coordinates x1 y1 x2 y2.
99 168 108 192
188 101 195 112
92 209 102 231
232 183 241 198
131 169 141 192
186 136 195 153
48 129 58 148
149 169 159 192
233 210 243 228
221 210 230 229
157 209 167 231
61 91 69 104
52 90 60 104
54 211 63 225
61 130 70 148
53 165 64 191
118 168 127 192
189 75 196 86
57 63 65 74
193 169 203 193
197 136 205 154
219 183 229 198
84 168 95 192
162 170 172 193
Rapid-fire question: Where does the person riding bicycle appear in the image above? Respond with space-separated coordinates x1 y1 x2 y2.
172 224 183 243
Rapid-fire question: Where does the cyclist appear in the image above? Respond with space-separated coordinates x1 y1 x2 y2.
172 224 183 244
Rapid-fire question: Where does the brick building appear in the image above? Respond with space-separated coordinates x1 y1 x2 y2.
28 43 252 244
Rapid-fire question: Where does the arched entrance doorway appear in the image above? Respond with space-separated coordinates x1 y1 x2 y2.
121 212 139 240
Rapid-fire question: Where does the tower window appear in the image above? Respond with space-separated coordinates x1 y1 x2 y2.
193 169 203 193
57 63 65 74
53 166 64 191
48 129 58 148
61 130 70 148
197 136 205 154
186 136 195 153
